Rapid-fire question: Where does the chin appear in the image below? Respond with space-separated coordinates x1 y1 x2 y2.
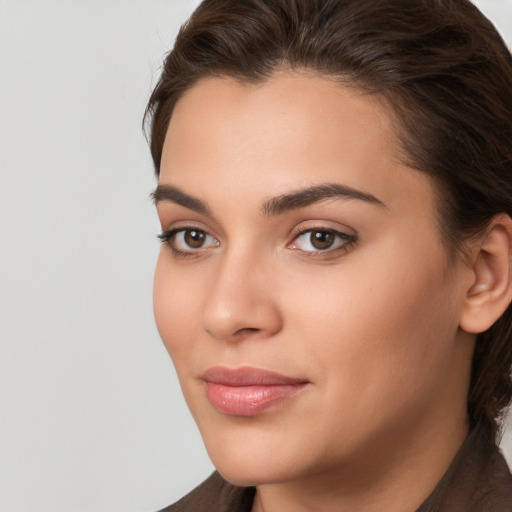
213 456 297 488
196 424 293 487
201 432 285 486
197 418 323 488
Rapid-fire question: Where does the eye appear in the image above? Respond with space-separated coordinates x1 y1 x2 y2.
158 228 219 255
288 228 356 253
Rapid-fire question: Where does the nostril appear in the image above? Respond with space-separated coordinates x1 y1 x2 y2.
237 327 260 335
230 327 264 341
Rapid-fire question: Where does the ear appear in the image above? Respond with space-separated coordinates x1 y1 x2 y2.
460 214 512 334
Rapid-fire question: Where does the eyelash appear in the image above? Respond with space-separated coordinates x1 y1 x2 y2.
158 228 218 258
288 227 357 258
157 226 357 259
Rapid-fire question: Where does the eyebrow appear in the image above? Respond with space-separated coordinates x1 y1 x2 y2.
151 182 386 216
151 184 211 216
262 183 386 215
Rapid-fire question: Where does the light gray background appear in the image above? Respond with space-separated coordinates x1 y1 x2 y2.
0 1 511 511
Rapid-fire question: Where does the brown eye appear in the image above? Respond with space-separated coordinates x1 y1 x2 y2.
310 230 335 250
184 229 206 248
288 227 356 254
158 227 219 255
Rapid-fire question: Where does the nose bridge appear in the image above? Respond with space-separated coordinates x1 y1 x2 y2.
202 244 282 341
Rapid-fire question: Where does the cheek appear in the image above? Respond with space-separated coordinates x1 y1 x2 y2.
153 252 202 363
285 239 460 411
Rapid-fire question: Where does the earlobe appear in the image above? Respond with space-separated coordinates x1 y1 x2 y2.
460 214 512 334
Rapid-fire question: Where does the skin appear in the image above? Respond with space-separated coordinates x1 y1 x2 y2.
153 72 480 512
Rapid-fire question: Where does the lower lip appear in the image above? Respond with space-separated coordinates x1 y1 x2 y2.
204 382 307 416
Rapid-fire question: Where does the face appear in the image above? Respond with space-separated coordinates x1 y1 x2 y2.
153 72 474 488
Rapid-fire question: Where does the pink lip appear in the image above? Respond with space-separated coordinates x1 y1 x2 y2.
202 366 309 416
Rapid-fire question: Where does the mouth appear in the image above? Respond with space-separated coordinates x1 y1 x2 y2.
201 366 310 416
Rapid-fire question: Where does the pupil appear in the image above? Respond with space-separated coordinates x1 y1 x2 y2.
185 230 205 248
311 230 334 250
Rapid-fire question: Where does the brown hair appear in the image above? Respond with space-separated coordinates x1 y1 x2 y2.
145 0 512 442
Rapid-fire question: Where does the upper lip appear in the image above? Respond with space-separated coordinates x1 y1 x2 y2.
201 366 309 386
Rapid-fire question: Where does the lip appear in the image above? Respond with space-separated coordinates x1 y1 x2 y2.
201 366 309 416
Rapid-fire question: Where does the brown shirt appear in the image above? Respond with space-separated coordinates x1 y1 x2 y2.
160 426 512 512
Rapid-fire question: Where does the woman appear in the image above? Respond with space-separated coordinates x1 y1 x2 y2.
145 0 512 510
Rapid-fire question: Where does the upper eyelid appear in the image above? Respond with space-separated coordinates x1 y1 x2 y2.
159 228 219 257
289 227 356 244
157 213 225 239
158 222 357 248
159 220 218 239
292 226 352 236
161 226 216 240
159 218 208 229
288 221 357 239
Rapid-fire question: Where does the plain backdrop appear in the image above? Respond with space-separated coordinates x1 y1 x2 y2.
0 1 511 511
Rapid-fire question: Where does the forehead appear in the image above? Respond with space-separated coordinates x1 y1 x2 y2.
165 72 398 166
160 72 435 217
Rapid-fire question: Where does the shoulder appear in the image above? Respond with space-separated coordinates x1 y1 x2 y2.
470 443 512 512
418 425 512 512
157 471 255 512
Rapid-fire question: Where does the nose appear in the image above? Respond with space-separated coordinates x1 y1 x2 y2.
202 251 283 343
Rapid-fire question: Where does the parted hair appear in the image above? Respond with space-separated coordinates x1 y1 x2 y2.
145 0 512 443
